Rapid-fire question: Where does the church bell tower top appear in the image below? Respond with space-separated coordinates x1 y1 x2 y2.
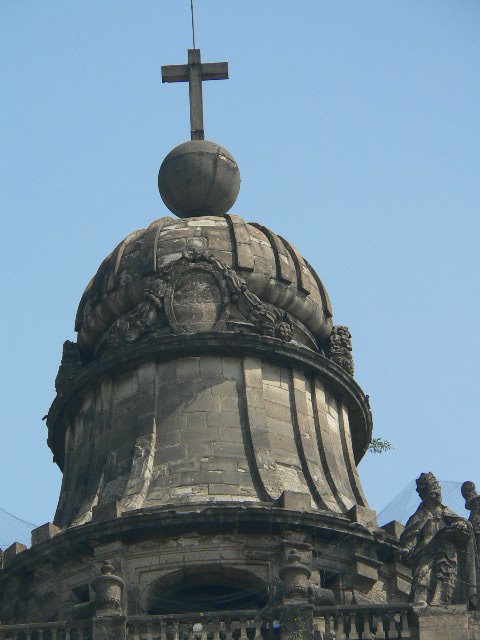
158 48 240 218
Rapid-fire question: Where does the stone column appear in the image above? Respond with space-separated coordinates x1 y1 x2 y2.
91 560 126 640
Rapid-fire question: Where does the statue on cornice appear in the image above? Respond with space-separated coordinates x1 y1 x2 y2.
400 472 477 607
462 481 480 545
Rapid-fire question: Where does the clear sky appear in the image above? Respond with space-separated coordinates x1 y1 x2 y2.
1 1 479 531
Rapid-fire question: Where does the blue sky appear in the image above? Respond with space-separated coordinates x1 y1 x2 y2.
1 1 479 530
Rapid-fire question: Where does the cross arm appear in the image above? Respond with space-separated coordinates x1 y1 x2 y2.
201 62 228 81
162 64 189 83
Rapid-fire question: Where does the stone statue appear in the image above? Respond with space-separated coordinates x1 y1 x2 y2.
462 481 480 544
462 480 480 582
400 472 477 607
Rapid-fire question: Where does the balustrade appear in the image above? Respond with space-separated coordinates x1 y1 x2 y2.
0 604 417 640
314 603 416 639
0 622 91 640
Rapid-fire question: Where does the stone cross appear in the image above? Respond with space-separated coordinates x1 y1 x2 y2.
162 49 228 141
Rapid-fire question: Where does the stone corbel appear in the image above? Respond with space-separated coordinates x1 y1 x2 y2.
380 560 412 600
350 553 383 585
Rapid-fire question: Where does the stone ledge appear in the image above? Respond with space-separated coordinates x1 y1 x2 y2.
0 503 400 582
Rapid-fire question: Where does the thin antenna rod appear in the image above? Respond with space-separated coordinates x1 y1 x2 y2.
190 0 196 49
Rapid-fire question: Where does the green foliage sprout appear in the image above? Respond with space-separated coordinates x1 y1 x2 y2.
368 437 394 454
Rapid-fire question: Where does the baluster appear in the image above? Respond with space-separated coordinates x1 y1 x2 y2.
158 620 167 640
211 620 220 640
252 620 262 640
221 620 229 640
172 622 180 640
335 614 346 640
391 612 401 639
314 614 325 639
204 620 213 640
225 620 233 640
65 628 71 640
349 611 360 640
375 612 386 640
131 624 139 640
238 619 247 640
400 610 412 639
322 613 333 640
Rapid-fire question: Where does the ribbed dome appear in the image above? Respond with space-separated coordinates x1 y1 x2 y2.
75 214 333 358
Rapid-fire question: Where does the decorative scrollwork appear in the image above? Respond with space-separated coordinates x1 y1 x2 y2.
55 341 84 394
97 250 294 353
103 280 166 350
198 252 293 341
327 325 354 376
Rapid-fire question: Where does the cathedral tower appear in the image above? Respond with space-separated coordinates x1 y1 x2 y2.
0 47 425 640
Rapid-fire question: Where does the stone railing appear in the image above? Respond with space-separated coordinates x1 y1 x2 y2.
0 603 418 640
128 603 417 639
127 611 270 640
0 621 92 640
315 603 417 639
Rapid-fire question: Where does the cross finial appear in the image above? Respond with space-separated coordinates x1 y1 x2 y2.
162 49 228 141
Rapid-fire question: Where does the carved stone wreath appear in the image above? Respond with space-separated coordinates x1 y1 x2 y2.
98 251 293 354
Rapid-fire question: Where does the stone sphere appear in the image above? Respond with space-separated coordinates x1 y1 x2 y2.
158 140 241 218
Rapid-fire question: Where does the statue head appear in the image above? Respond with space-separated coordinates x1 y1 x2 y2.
416 472 442 504
461 481 477 501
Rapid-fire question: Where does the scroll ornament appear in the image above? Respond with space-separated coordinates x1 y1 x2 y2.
93 251 293 353
327 325 354 376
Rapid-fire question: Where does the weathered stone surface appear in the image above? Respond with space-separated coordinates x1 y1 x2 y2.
92 501 123 523
31 522 61 546
416 604 470 640
381 519 405 538
2 542 27 567
280 491 312 512
93 615 126 640
348 504 378 529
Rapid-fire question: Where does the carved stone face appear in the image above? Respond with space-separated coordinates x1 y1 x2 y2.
461 481 476 500
418 486 442 505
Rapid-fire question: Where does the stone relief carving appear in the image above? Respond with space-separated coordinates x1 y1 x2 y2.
327 325 354 376
399 472 477 607
97 251 293 355
55 341 84 394
104 280 166 349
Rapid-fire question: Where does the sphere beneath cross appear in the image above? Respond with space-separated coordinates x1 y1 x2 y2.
158 140 241 218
